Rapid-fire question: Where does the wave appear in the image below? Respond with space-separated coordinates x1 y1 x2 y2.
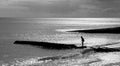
3 46 120 66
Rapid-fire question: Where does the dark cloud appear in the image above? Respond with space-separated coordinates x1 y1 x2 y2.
14 0 81 14
0 0 120 17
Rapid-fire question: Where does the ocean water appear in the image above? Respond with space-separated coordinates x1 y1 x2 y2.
0 18 120 66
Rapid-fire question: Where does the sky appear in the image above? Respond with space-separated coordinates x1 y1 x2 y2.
0 0 120 18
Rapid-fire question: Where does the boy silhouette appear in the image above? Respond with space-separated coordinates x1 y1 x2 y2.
81 36 85 47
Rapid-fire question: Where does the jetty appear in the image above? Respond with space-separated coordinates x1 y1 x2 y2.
14 40 120 53
14 40 80 49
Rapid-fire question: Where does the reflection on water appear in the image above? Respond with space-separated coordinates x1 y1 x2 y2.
0 18 120 66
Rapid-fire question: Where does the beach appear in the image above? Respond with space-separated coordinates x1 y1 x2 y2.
0 18 120 66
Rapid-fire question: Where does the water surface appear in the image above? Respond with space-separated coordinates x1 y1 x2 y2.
0 18 120 65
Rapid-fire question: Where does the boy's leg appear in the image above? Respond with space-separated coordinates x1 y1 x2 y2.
82 42 83 47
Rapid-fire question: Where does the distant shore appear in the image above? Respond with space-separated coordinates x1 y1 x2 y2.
64 27 120 34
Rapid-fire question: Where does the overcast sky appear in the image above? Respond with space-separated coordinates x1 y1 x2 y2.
0 0 120 18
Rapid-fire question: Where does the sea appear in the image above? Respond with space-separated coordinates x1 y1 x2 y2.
0 18 120 66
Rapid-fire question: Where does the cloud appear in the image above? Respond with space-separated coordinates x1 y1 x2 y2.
0 0 80 17
0 0 120 17
8 0 82 14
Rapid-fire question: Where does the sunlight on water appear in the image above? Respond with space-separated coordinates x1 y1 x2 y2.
43 18 120 26
56 29 83 32
1 18 120 66
56 37 118 47
85 37 113 46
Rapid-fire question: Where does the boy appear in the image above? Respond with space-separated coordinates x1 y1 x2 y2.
81 36 85 47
